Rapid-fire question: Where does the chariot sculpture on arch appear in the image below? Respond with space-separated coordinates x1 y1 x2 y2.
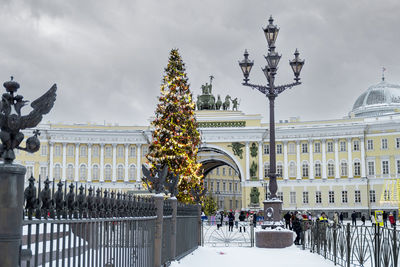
0 76 57 163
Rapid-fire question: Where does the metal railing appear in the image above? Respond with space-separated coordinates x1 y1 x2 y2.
300 221 399 267
20 177 200 267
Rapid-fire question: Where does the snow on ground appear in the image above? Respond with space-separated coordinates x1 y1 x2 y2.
170 245 335 267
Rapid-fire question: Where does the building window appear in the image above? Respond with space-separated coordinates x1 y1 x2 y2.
355 190 361 203
277 192 283 201
104 165 112 180
216 182 220 192
302 163 309 177
41 144 48 156
234 183 238 192
210 182 214 192
40 166 47 179
55 145 61 156
26 166 34 179
353 141 360 151
328 162 335 177
290 192 296 204
301 143 308 153
384 190 391 201
216 168 220 175
80 145 87 157
289 162 296 177
367 161 375 176
92 165 99 180
327 142 333 152
396 138 400 149
126 164 134 180
288 143 295 154
229 168 232 176
105 146 112 158
315 191 322 204
117 146 124 158
222 168 226 176
54 164 61 179
381 138 388 149
67 164 74 180
263 144 270 155
397 160 400 175
367 140 374 150
67 145 74 157
341 162 347 176
314 142 321 153
354 162 361 176
315 162 321 177
342 191 348 203
142 146 148 156
276 144 282 154
340 141 346 152
369 190 376 203
129 146 136 157
382 160 389 175
117 165 124 180
264 163 270 178
328 191 335 203
229 200 232 210
223 182 226 192
303 192 309 204
277 164 283 177
92 146 99 157
229 182 232 192
235 200 239 209
79 165 87 180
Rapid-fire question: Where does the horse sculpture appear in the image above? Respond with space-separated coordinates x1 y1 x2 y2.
223 95 231 110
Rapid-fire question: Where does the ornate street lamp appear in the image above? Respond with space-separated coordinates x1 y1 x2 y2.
238 16 304 225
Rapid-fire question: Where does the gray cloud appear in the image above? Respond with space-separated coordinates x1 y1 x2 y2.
0 0 399 126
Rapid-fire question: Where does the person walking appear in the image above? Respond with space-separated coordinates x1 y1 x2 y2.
253 212 257 228
284 211 291 229
234 210 240 229
339 212 344 225
228 212 234 231
389 213 395 228
383 211 388 227
293 215 302 245
361 214 366 226
351 211 357 226
333 212 339 226
215 212 222 230
239 211 246 232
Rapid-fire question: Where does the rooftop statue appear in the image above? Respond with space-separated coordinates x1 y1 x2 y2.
0 77 57 163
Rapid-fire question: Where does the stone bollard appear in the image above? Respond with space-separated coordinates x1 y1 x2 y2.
0 164 26 267
153 194 164 267
170 197 177 260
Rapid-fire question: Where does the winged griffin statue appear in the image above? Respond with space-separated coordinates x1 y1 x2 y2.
0 77 57 163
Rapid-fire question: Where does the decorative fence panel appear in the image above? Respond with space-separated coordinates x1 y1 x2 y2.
19 178 200 267
175 203 200 259
301 221 399 267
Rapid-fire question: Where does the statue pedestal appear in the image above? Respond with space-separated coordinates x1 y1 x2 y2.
256 199 293 248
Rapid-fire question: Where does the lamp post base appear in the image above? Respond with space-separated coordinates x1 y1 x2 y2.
261 199 283 228
255 230 293 248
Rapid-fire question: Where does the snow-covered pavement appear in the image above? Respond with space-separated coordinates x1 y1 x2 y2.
170 245 335 267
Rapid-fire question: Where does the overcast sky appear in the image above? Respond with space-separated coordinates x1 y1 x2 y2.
1 0 399 126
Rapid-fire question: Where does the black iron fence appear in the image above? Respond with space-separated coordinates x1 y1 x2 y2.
300 221 399 267
21 177 200 267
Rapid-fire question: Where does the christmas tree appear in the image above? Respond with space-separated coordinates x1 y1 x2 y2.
146 49 204 203
203 193 218 216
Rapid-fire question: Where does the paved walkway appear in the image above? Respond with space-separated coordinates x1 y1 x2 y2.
170 245 335 267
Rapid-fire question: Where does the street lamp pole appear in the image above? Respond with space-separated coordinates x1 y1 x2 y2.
239 16 304 224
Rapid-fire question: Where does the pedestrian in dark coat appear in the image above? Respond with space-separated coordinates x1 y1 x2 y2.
293 217 302 245
351 211 357 226
253 212 257 228
361 214 366 225
228 212 234 231
339 213 344 225
383 211 388 227
239 211 246 232
284 212 291 229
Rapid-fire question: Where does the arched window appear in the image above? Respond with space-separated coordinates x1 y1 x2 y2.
79 164 87 180
117 164 124 180
289 162 296 177
302 162 309 177
92 165 99 180
264 163 270 178
80 145 87 157
117 146 124 158
129 165 136 180
105 165 112 180
67 164 74 180
314 162 321 177
129 146 136 157
340 161 348 177
54 164 61 180
328 162 335 177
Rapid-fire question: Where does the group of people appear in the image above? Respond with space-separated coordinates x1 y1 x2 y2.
205 210 260 232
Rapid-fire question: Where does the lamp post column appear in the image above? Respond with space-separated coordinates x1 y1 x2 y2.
267 93 277 198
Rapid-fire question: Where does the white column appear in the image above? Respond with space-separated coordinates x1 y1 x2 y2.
74 144 79 181
322 139 327 179
296 141 301 179
360 137 366 177
347 138 353 178
334 139 340 178
88 143 92 182
136 144 142 182
283 141 288 180
245 142 250 180
49 142 54 181
309 139 314 179
112 144 117 182
62 143 67 180
125 144 129 182
258 141 263 180
100 144 104 182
